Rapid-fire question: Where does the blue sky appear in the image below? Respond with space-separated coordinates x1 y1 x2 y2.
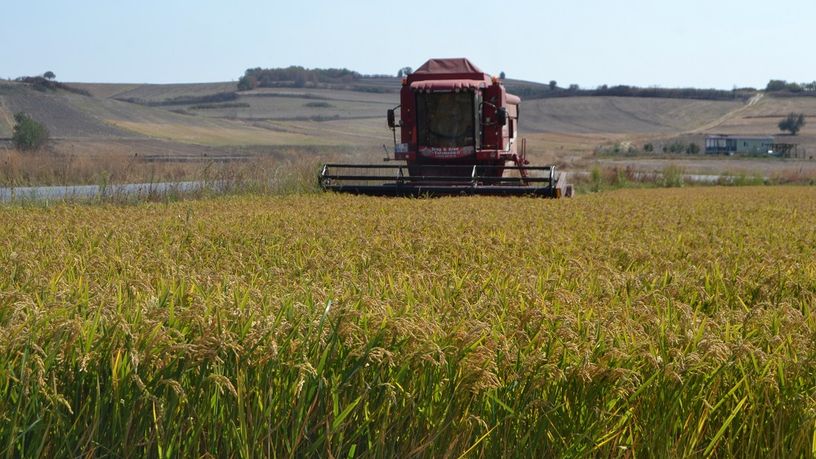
1 0 814 88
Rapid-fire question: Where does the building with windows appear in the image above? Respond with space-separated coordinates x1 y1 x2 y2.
705 135 774 155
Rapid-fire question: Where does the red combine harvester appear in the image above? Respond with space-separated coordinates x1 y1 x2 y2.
319 58 571 197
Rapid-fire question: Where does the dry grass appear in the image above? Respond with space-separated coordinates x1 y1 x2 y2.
192 90 392 121
0 146 328 191
0 102 13 137
0 148 205 187
0 137 387 191
2 187 816 456
99 116 391 150
570 163 816 193
521 97 744 135
107 120 330 147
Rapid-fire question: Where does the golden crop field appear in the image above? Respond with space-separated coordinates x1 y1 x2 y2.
2 187 816 457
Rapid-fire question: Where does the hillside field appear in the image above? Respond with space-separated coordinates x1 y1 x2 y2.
2 187 816 456
3 78 816 186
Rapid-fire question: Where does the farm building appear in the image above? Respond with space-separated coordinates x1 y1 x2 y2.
705 135 774 155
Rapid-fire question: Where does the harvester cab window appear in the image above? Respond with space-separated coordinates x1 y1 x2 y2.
416 92 476 148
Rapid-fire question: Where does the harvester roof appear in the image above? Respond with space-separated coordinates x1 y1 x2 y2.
407 58 518 102
413 58 487 77
408 58 492 85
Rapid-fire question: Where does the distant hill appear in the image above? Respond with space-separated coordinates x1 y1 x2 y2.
2 76 814 161
233 66 763 102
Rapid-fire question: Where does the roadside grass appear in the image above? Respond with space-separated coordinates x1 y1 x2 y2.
0 103 13 137
0 146 352 192
0 152 322 205
572 164 816 194
3 147 815 205
1 188 815 456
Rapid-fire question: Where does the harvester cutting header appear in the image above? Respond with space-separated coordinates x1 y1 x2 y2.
320 58 570 197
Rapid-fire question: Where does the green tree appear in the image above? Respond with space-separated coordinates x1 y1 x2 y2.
766 80 803 93
548 80 557 90
12 112 49 151
778 113 806 135
44 71 56 80
499 71 506 79
766 80 788 92
686 142 700 154
237 75 257 91
397 67 413 78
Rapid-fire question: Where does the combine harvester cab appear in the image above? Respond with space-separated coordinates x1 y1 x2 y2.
319 58 571 197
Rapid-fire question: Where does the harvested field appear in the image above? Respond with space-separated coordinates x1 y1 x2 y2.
72 82 239 102
520 97 743 134
188 93 390 121
2 187 815 456
0 85 136 138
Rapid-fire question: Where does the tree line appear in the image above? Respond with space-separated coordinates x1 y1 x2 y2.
237 67 391 91
765 80 816 96
531 84 754 101
15 73 91 96
237 66 816 103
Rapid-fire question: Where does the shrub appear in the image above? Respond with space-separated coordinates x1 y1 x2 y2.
189 102 250 110
12 112 49 151
15 76 90 96
590 165 602 192
610 166 632 188
659 165 685 187
237 75 257 91
304 101 334 108
778 113 806 135
686 143 700 154
663 141 687 154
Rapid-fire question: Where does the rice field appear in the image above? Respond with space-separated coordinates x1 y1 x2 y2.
2 187 816 457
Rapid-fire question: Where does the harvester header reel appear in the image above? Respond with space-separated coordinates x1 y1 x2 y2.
319 163 569 197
